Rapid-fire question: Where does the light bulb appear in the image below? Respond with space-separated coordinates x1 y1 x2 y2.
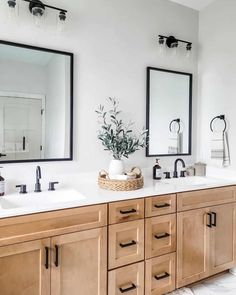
29 0 45 27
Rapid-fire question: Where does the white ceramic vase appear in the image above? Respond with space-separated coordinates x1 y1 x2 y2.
108 159 124 176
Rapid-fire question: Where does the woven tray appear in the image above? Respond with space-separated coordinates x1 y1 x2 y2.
98 169 144 191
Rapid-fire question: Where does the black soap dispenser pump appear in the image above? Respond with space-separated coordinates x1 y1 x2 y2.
0 167 5 196
153 159 162 180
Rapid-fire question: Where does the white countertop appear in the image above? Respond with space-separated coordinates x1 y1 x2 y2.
0 171 235 219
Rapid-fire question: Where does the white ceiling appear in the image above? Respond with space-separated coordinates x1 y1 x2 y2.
170 0 216 11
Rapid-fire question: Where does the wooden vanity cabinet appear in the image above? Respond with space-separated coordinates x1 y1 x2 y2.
177 197 236 288
0 238 50 295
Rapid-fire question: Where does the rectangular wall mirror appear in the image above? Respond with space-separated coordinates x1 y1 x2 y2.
146 67 192 157
0 40 73 163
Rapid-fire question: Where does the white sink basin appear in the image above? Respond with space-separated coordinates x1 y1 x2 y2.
0 189 86 210
162 176 220 187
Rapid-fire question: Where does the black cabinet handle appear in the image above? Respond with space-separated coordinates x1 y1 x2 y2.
119 240 137 248
154 203 170 209
207 213 212 228
212 212 217 227
154 272 170 281
119 283 136 293
120 208 137 215
55 245 59 267
0 153 6 158
45 247 49 269
155 233 170 240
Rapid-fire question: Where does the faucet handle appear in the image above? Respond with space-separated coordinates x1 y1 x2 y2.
180 170 187 178
16 184 27 194
48 182 59 191
163 172 171 179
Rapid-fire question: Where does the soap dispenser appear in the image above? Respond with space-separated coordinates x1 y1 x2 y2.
0 167 5 196
153 159 162 180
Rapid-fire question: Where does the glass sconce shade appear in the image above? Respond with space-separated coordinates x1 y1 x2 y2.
7 0 17 20
186 43 192 59
158 36 165 56
57 11 66 32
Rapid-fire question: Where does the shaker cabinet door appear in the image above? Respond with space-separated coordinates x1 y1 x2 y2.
51 227 107 295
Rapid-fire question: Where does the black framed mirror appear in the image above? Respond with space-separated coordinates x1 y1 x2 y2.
146 67 192 157
0 40 73 163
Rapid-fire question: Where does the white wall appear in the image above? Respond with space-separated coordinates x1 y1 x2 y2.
0 0 199 184
198 0 236 169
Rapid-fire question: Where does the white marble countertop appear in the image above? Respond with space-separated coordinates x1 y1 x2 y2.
0 170 236 219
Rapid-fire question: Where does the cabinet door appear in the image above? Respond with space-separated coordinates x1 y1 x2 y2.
51 227 107 295
210 203 236 275
0 239 50 295
177 208 210 288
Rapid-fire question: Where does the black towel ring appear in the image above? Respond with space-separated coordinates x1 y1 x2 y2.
210 115 227 132
169 118 181 134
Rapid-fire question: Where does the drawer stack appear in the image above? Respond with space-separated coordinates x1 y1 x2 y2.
108 195 177 295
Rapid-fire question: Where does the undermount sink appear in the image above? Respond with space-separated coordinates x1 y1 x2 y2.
154 176 228 191
162 176 220 186
0 189 86 210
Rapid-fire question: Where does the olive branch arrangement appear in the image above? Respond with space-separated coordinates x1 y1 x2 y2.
96 97 148 160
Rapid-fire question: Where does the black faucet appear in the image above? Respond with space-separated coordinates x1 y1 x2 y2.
173 158 186 178
35 166 42 192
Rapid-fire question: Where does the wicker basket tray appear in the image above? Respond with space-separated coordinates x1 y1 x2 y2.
98 169 144 191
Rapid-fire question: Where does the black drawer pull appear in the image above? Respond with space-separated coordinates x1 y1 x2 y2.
155 232 170 240
212 212 217 227
119 283 136 293
120 208 137 215
45 247 49 269
119 240 137 248
207 213 212 228
55 245 59 267
154 272 170 281
154 203 170 209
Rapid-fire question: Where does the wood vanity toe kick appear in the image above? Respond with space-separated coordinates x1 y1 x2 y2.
0 204 107 246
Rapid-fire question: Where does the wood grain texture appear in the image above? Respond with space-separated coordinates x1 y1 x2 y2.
0 204 107 246
0 238 50 295
145 253 176 295
145 214 176 259
209 203 236 275
145 194 176 218
51 227 107 295
177 208 210 288
108 220 144 269
177 186 236 212
109 199 144 224
108 262 144 295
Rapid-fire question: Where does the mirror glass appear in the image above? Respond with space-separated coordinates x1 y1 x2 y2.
0 41 73 163
146 67 192 157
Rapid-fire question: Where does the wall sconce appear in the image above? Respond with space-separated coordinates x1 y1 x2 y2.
158 35 192 58
6 0 68 31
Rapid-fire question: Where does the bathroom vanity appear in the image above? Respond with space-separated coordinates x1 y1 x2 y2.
0 180 235 295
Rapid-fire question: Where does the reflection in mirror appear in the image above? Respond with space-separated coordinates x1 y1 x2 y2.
0 41 73 163
146 67 192 157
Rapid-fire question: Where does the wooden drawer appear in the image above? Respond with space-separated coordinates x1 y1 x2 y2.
145 214 176 259
145 253 176 295
108 262 144 295
108 220 144 269
109 199 144 224
0 204 107 246
177 186 236 212
145 194 176 217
